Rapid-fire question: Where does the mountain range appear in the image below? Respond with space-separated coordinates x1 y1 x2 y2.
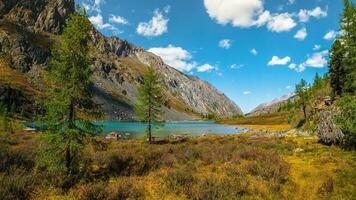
0 0 242 121
247 93 296 116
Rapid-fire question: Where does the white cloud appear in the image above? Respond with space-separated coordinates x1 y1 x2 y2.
197 64 217 72
288 63 297 69
147 45 196 72
289 50 329 72
230 64 243 69
137 9 169 37
82 0 104 13
294 27 307 40
89 14 116 30
243 91 251 95
203 0 296 32
288 63 305 72
204 0 264 28
303 50 329 68
298 7 327 22
266 13 296 32
217 72 224 77
313 44 321 51
324 30 337 40
250 48 258 55
286 85 292 89
288 0 295 5
218 39 232 49
254 11 271 27
82 3 91 12
268 56 291 66
109 15 128 25
163 5 171 13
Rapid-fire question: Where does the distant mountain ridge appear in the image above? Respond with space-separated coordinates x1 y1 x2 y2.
248 93 296 116
0 0 242 121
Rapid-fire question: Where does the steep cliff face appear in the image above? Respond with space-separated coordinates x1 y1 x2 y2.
0 0 242 120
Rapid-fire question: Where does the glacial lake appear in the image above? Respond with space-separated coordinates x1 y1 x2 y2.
94 121 242 139
23 121 243 139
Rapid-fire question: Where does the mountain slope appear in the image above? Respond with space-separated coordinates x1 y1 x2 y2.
248 93 296 116
0 0 242 121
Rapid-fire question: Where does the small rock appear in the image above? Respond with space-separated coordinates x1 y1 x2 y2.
294 148 304 153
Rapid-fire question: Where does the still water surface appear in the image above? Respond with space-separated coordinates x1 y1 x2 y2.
94 121 242 138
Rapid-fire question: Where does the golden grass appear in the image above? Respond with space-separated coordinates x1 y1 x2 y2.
2 128 355 200
280 136 356 200
219 112 290 125
239 124 292 132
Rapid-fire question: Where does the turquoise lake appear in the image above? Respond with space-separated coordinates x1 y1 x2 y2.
94 121 242 138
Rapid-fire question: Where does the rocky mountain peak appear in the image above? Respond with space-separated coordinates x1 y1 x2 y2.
0 0 243 120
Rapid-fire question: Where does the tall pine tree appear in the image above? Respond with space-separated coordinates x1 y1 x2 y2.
135 67 164 144
41 8 99 180
329 40 346 97
331 0 356 96
295 79 309 120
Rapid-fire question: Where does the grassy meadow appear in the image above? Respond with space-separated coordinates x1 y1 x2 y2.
1 120 355 200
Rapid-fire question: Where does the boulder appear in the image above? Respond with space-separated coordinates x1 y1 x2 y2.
317 109 344 145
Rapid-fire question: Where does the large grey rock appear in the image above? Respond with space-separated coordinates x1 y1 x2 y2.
317 109 344 145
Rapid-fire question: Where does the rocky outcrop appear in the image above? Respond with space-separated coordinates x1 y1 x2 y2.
317 108 344 145
0 0 74 34
0 0 243 121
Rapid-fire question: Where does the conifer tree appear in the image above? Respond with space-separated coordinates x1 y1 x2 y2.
135 67 164 144
329 40 346 97
330 0 356 96
295 79 309 120
41 8 99 180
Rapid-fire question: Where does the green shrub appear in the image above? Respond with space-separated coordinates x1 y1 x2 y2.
335 95 356 149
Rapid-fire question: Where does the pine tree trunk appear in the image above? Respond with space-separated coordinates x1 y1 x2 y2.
148 103 152 144
66 141 71 175
66 100 74 175
69 100 75 127
148 118 152 144
303 104 307 120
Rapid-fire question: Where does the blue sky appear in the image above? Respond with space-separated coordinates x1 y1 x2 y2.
78 0 349 113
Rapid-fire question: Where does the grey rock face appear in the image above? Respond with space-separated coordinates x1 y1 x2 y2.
34 0 75 34
135 51 242 117
0 0 74 34
0 21 50 72
0 0 243 121
317 109 344 145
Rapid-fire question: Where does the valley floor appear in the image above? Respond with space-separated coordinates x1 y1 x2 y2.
1 119 355 199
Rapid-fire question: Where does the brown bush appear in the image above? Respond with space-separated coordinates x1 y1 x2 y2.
0 170 38 200
165 166 197 198
319 177 334 195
